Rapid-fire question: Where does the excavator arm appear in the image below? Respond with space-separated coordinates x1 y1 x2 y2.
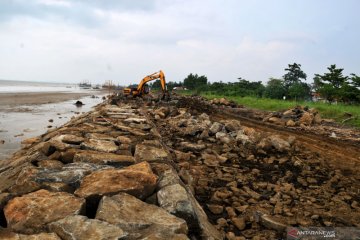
136 70 167 94
124 70 170 100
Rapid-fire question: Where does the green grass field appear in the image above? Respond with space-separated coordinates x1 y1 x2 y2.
177 91 360 128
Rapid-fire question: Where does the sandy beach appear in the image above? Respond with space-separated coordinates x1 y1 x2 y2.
0 92 100 109
0 90 108 159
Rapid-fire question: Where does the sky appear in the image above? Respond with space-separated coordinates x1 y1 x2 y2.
0 0 359 85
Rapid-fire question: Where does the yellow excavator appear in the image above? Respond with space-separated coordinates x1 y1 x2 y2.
123 70 170 100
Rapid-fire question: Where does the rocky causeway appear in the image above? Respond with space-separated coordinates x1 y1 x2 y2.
0 94 359 239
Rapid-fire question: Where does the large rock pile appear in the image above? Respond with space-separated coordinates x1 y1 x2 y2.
150 103 360 239
264 106 323 127
0 102 222 239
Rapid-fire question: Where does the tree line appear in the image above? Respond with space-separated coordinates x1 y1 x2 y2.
149 63 360 103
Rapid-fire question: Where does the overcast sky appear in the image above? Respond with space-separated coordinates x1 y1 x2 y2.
0 0 359 85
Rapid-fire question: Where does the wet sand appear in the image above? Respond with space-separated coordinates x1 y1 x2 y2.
0 92 99 109
0 92 107 159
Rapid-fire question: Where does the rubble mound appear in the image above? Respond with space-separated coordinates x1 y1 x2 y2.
265 106 323 127
210 97 237 107
1 95 359 240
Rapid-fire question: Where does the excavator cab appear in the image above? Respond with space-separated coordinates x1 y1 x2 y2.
143 84 150 94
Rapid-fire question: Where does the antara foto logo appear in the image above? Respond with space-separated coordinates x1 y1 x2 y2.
287 228 299 239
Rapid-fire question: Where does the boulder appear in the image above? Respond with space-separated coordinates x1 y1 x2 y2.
35 162 108 188
0 230 61 240
257 135 291 152
157 184 195 223
232 217 246 230
155 167 181 190
48 137 71 151
37 160 64 169
202 153 219 166
283 109 293 116
117 136 132 144
4 189 85 234
207 204 224 215
215 132 232 144
134 144 168 163
8 166 41 195
299 112 314 125
201 153 227 166
198 113 210 121
286 119 296 127
123 118 147 124
84 133 115 141
49 215 126 240
80 139 118 153
224 120 241 132
34 142 53 156
132 225 189 240
313 113 322 124
61 135 85 145
209 122 223 135
268 135 291 152
73 150 134 167
268 117 284 125
60 148 78 163
96 193 188 235
236 131 251 145
75 162 157 199
179 142 206 152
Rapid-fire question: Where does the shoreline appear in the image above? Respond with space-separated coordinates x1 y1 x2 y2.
0 91 106 109
0 92 108 159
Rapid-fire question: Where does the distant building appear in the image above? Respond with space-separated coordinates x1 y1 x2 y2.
173 87 188 91
311 92 324 102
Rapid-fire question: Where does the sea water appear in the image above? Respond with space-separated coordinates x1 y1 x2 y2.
0 79 82 93
0 80 107 159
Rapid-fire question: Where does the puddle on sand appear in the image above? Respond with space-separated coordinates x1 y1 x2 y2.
0 95 107 160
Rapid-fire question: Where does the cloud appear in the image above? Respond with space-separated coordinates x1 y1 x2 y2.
37 0 72 7
0 0 359 85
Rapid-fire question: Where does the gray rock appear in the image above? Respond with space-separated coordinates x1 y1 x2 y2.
80 139 118 153
73 150 135 167
215 132 232 144
134 144 168 163
179 142 206 152
84 133 116 141
49 215 126 240
224 120 241 132
156 168 182 190
123 117 147 124
61 134 85 145
236 131 251 145
96 193 188 235
35 162 110 188
157 184 195 223
209 122 223 135
0 230 61 239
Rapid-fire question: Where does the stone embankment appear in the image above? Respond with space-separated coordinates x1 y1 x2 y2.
1 95 360 240
0 99 222 239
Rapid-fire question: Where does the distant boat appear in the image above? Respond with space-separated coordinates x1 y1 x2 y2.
79 80 91 89
102 80 115 89
92 84 101 90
